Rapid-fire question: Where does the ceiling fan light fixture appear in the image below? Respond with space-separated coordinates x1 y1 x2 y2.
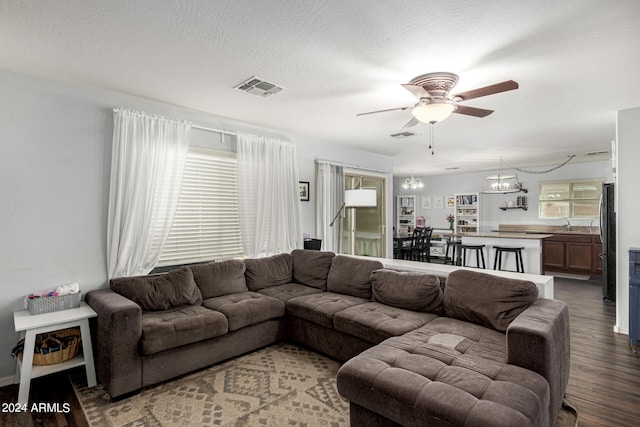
411 102 456 123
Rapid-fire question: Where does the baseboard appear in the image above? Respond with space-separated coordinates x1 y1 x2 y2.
548 272 592 280
614 325 629 335
0 375 15 388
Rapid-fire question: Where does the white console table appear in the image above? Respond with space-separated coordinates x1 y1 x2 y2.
13 302 97 404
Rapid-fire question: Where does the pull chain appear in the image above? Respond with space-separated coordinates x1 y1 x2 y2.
428 121 436 155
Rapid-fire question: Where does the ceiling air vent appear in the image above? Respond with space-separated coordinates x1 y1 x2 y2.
390 131 417 139
234 76 284 97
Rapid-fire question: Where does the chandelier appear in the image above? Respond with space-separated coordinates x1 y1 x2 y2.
401 174 424 190
482 159 523 194
482 174 523 193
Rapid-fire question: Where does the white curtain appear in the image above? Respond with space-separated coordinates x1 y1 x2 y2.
237 132 302 257
107 109 191 278
315 162 344 252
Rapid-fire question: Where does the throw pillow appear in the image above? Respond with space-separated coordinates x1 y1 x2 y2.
189 259 247 299
110 267 202 311
244 253 293 291
291 249 335 290
443 269 539 332
371 269 443 313
327 255 383 299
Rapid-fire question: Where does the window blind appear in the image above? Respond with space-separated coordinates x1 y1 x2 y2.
157 147 243 266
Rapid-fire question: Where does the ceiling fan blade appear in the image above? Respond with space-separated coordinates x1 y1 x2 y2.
402 117 419 128
356 106 412 116
453 80 519 101
454 105 494 118
401 84 430 98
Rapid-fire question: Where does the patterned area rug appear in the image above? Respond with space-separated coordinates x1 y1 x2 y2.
71 343 348 426
72 342 579 427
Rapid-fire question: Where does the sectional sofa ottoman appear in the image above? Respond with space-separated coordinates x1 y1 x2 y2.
85 249 569 427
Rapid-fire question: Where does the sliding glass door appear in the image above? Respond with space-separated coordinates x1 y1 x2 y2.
342 173 386 257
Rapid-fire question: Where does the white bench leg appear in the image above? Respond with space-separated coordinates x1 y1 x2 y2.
80 319 97 387
17 330 36 405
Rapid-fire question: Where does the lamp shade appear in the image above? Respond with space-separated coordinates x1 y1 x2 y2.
345 189 377 207
411 103 456 123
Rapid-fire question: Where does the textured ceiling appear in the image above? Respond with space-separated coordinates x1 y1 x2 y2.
1 0 639 176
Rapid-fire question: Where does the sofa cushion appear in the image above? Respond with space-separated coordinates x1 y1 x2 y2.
141 305 228 355
371 270 443 313
397 316 508 363
337 338 550 427
202 292 285 331
189 259 247 299
110 267 202 311
327 255 383 299
257 283 323 302
444 269 539 332
244 253 293 291
334 302 439 344
286 292 369 328
291 249 335 290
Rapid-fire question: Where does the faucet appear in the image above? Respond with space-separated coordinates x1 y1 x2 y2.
566 220 572 232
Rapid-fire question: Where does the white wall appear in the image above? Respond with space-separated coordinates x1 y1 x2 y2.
616 107 640 335
0 69 393 380
393 161 614 231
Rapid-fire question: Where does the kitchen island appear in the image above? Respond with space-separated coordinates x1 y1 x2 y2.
456 232 553 275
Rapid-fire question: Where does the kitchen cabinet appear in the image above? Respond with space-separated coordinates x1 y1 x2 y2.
543 234 602 276
566 240 592 271
543 240 566 270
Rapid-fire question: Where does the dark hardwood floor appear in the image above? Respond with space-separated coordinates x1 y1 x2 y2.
1 277 639 426
0 368 88 427
555 276 640 426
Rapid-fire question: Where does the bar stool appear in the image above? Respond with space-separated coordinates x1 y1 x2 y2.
493 246 525 273
461 244 486 269
445 239 462 265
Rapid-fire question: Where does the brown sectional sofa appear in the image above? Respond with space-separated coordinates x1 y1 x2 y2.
85 249 569 427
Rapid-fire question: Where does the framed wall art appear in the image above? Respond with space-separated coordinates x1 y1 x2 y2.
433 196 444 209
299 181 310 201
447 196 455 208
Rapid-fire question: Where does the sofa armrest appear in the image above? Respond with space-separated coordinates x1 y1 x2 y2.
507 298 569 426
86 288 142 398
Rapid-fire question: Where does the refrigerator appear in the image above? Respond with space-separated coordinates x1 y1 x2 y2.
599 183 616 301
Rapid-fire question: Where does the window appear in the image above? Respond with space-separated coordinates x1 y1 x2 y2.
156 147 244 267
538 179 603 219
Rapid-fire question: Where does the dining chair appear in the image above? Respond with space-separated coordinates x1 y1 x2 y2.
401 227 433 262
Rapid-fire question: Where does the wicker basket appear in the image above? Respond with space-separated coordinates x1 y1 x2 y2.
18 328 82 366
26 292 81 315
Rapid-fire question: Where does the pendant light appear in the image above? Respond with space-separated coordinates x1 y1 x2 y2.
482 159 523 193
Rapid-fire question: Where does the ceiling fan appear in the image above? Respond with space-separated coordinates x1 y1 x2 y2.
357 72 519 128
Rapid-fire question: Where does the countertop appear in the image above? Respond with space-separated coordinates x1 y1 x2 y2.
494 224 600 235
456 232 554 240
490 229 598 236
